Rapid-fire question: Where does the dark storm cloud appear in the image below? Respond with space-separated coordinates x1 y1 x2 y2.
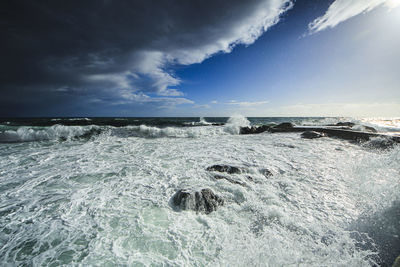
0 0 292 115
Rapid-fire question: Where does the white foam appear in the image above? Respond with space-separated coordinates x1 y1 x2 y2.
0 125 100 142
0 120 399 266
224 114 250 134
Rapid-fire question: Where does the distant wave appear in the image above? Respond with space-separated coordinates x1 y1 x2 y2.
122 116 250 138
51 117 92 122
0 125 102 143
2 116 399 143
0 116 250 142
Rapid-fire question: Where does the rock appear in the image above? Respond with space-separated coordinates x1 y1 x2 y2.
172 188 224 214
328 122 355 127
214 174 246 186
240 125 270 134
206 164 242 174
239 126 254 134
363 126 377 133
246 175 254 181
363 137 395 150
260 168 273 177
273 122 294 129
301 131 326 139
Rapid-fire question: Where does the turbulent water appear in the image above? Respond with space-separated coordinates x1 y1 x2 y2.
0 116 399 266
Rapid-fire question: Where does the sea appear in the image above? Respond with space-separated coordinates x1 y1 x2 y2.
0 116 399 266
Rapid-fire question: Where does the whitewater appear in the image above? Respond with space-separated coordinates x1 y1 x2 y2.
0 116 399 266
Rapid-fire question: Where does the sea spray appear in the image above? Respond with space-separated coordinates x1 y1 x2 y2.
0 125 102 143
0 117 399 266
224 114 251 134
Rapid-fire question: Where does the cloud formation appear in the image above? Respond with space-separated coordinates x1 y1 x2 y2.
309 0 399 33
226 100 269 107
0 0 292 115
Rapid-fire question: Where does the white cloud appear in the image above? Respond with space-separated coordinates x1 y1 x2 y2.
87 0 293 98
309 0 399 33
276 102 400 117
193 104 211 109
114 90 194 108
226 100 269 107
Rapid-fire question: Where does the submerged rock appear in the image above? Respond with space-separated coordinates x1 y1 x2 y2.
206 164 242 174
214 174 246 186
363 137 395 150
301 131 326 139
172 188 224 214
260 168 273 178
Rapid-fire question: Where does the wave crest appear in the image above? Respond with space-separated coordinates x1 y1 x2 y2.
0 125 102 143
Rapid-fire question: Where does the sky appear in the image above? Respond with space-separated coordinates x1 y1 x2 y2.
1 0 399 117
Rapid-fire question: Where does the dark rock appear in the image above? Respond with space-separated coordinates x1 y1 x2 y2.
240 125 270 134
363 126 377 133
363 137 395 150
273 122 294 129
301 131 326 139
328 122 355 127
214 174 246 186
260 168 273 178
172 188 224 214
206 164 242 174
246 175 254 181
239 126 254 134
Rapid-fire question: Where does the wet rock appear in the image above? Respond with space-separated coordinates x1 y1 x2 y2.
328 122 355 127
206 164 242 174
363 126 377 133
214 174 246 186
301 131 326 139
260 168 273 178
363 137 395 150
273 122 294 129
240 125 270 134
172 188 224 214
246 175 254 182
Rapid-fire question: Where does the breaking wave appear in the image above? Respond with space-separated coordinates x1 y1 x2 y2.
0 125 102 143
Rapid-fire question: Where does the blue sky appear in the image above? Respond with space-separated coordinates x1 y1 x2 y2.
1 0 399 117
172 0 400 117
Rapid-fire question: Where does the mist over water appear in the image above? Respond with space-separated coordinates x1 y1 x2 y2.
0 117 399 266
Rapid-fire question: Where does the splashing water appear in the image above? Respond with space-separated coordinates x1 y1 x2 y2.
0 116 399 266
224 114 251 134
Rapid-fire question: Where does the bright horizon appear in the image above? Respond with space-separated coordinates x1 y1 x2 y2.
1 0 400 117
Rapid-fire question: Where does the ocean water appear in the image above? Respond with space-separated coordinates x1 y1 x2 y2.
0 116 399 266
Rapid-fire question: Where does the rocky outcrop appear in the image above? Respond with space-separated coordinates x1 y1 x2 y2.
240 125 270 134
206 164 242 174
301 131 326 139
363 137 396 150
172 188 224 214
363 126 377 133
213 174 246 186
273 122 295 129
328 122 355 127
